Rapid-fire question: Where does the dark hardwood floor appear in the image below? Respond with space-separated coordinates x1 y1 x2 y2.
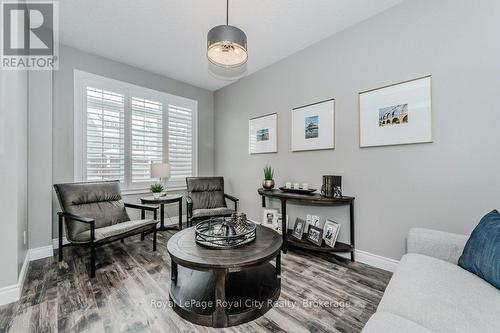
0 230 391 333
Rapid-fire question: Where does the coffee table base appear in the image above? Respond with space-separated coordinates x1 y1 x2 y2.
169 262 281 328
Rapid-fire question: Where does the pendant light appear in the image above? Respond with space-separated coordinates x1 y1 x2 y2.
207 0 248 68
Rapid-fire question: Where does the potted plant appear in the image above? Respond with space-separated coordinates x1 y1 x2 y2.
263 165 275 190
150 183 164 199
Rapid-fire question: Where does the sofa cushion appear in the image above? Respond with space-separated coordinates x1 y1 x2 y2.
73 219 157 242
377 253 500 333
458 209 500 289
362 312 432 333
192 207 234 220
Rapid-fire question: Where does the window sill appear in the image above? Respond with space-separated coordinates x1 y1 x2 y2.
122 186 187 196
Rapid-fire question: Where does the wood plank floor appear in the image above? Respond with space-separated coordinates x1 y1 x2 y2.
0 231 391 333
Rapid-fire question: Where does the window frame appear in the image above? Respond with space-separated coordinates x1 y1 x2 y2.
74 70 198 192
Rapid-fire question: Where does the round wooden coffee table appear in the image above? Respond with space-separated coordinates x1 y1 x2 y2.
167 225 282 328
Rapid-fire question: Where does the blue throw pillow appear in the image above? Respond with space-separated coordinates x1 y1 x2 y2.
458 210 500 289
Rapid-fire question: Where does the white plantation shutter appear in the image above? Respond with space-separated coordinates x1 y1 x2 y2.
131 97 163 182
75 71 197 190
168 104 194 180
85 87 125 182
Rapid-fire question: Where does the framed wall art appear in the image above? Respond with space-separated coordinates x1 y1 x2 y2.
249 113 278 154
359 76 432 148
291 99 335 152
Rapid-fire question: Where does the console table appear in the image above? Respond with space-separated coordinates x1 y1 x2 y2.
258 188 355 261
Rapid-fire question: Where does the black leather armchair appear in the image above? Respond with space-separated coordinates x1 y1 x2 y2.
185 177 239 227
54 181 159 278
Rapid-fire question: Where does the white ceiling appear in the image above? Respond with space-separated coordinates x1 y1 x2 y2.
60 0 403 91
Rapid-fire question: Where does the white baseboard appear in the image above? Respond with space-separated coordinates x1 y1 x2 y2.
355 249 399 272
0 252 29 306
29 245 54 261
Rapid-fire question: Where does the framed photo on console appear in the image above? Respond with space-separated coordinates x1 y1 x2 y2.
262 209 278 228
359 76 432 148
274 214 289 235
323 219 341 248
249 113 278 154
292 218 306 240
306 225 323 246
291 99 335 152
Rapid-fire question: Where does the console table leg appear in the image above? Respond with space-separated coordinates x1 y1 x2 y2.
350 201 355 262
213 268 228 327
261 195 266 208
276 252 281 279
281 199 287 254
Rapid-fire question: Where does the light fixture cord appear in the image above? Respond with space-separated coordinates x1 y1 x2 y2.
226 0 229 25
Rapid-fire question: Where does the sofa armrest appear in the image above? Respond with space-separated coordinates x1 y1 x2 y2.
407 228 469 264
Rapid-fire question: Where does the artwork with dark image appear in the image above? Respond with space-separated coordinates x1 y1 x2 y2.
305 115 319 139
324 225 334 240
379 104 408 127
256 128 269 141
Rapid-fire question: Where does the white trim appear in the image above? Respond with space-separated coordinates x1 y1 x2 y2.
0 252 29 306
355 249 399 272
333 249 399 272
29 246 54 261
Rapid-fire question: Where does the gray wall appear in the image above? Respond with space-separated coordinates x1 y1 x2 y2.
43 45 215 245
0 69 28 287
214 0 500 260
28 71 53 249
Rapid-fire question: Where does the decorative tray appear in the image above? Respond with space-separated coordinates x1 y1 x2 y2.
195 217 256 249
279 187 317 195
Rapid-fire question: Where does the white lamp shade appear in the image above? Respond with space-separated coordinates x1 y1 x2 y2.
151 163 171 178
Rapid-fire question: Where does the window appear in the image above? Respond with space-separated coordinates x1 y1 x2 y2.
74 70 197 191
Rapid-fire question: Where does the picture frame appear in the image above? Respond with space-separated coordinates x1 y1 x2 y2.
274 214 289 235
359 76 432 148
306 225 323 246
249 113 278 154
262 208 278 228
323 219 341 248
292 218 306 240
291 99 335 152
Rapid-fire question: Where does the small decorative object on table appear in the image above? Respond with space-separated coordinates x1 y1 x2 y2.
151 163 171 197
150 183 164 199
323 219 341 248
321 175 341 198
274 214 288 235
306 225 323 246
292 218 306 240
262 165 275 190
195 216 256 249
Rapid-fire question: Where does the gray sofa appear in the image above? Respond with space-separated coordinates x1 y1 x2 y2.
362 228 500 333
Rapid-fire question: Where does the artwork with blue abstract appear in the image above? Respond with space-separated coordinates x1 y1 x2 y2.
305 115 319 139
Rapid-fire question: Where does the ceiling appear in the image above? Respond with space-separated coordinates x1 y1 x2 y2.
60 0 403 91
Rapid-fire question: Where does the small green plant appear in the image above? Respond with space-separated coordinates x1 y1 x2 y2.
150 183 164 193
263 165 274 180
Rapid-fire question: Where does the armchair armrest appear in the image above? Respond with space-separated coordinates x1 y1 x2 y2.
407 228 469 264
57 211 96 242
57 211 94 224
224 193 239 202
124 202 158 220
224 193 238 211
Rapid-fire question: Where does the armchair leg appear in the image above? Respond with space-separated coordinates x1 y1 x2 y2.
153 228 157 252
58 215 63 262
90 241 96 278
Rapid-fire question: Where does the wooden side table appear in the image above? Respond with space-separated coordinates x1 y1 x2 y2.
141 194 183 231
167 225 282 327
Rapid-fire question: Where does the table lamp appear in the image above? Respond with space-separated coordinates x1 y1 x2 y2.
151 163 171 197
